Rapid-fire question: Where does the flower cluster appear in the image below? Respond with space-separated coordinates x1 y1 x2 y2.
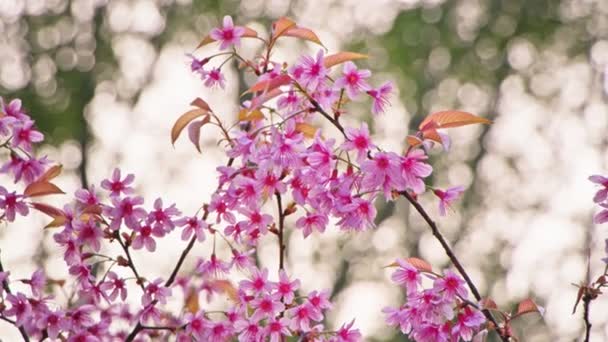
590 175 608 263
0 15 522 342
383 259 486 342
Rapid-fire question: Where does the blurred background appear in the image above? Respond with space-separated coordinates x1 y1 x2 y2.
1 0 608 341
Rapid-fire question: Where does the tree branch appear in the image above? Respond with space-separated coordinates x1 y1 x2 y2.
400 191 509 342
275 192 285 270
583 295 592 342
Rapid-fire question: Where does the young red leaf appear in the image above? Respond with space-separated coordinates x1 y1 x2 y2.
187 116 211 153
283 27 324 47
250 88 283 109
515 298 544 317
171 108 208 146
196 27 258 49
406 135 423 147
24 181 65 197
211 279 239 302
419 110 492 131
238 109 265 122
323 52 368 68
30 202 65 218
295 123 318 139
38 164 63 182
185 289 200 314
246 74 292 94
479 297 498 310
190 97 211 111
404 257 433 273
271 17 297 40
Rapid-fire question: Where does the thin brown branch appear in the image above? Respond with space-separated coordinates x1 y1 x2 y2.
399 191 509 342
275 192 285 270
583 295 592 342
115 233 145 291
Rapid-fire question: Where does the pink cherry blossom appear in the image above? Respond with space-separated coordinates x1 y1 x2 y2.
11 119 44 152
342 123 374 162
101 168 135 197
335 62 371 99
203 68 226 89
433 185 465 216
100 271 127 301
176 215 207 241
296 212 328 238
272 269 300 304
434 270 467 300
0 187 29 222
391 259 422 294
142 278 171 306
367 81 393 115
209 16 246 50
590 174 608 203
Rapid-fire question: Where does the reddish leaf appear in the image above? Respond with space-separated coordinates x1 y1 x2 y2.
419 110 491 131
31 202 65 218
24 181 65 197
185 289 200 314
44 216 67 229
323 52 368 68
404 257 433 273
271 17 297 40
190 97 211 111
250 88 283 109
196 27 258 49
422 129 443 144
212 279 239 302
246 74 292 94
406 135 423 147
516 298 544 317
283 27 324 47
238 109 265 122
295 123 318 139
38 165 63 182
171 108 208 146
187 116 211 153
479 297 498 310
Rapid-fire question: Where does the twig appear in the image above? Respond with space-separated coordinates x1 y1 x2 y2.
115 233 145 291
275 192 285 270
399 191 509 342
583 295 592 342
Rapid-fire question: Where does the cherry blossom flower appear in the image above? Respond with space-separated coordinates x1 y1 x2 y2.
75 185 99 206
105 195 147 230
0 187 29 222
272 269 300 304
142 278 171 306
398 149 433 194
5 293 32 326
335 62 371 99
342 123 374 162
433 186 465 216
74 217 104 252
209 16 246 50
434 270 467 300
452 306 486 341
367 81 393 115
590 174 608 203
296 212 328 238
391 259 421 294
294 50 327 90
101 168 135 197
251 293 285 321
203 68 226 89
100 272 127 301
176 215 207 241
147 198 181 232
11 119 44 152
264 317 292 342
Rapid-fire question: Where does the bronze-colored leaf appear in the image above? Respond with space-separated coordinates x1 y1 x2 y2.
403 257 433 273
516 298 544 317
323 52 368 68
283 27 324 47
271 17 297 40
295 123 318 139
246 74 292 94
188 116 211 153
419 110 492 131
171 108 208 145
185 289 200 314
38 165 63 182
238 109 265 122
24 181 65 197
30 202 65 218
190 98 211 111
212 279 239 302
